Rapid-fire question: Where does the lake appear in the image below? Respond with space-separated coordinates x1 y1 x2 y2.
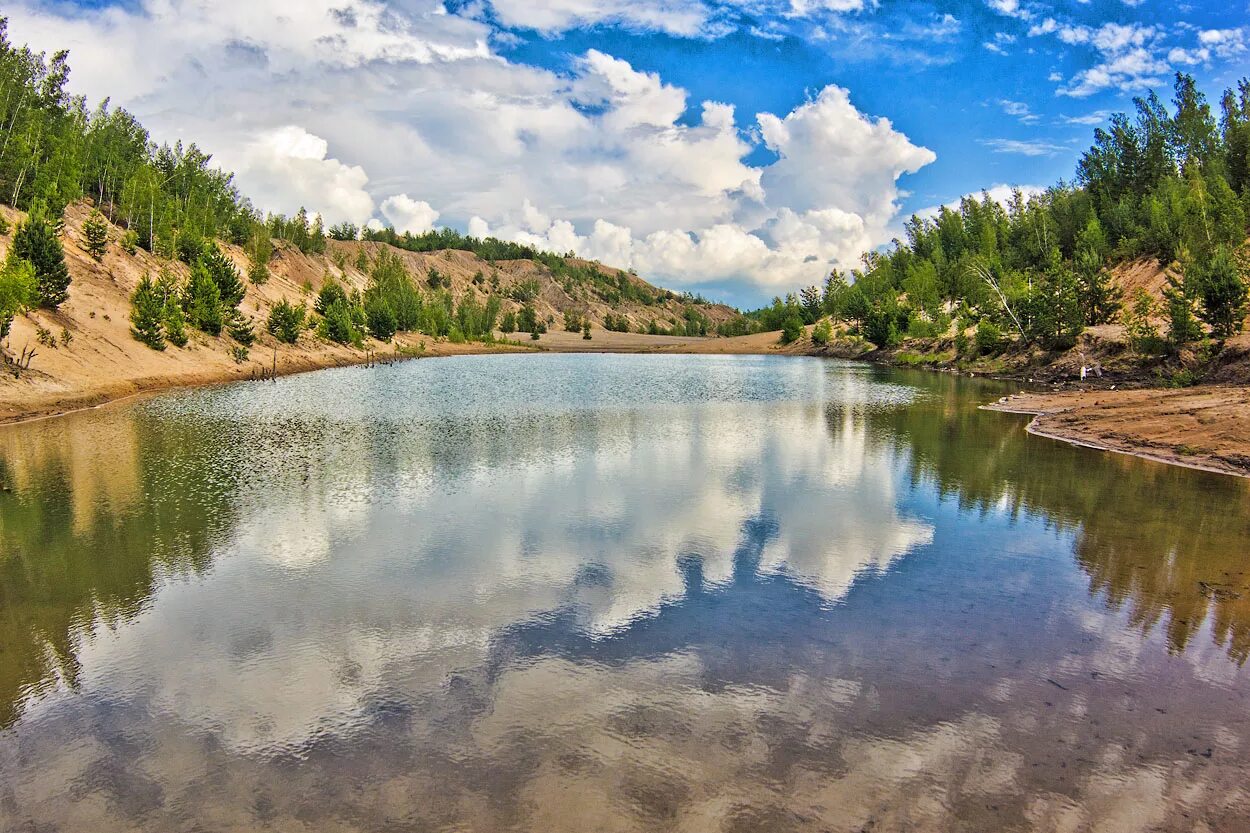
1 353 1248 832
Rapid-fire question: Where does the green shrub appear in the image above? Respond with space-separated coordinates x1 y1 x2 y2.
267 299 307 344
811 319 833 345
975 320 1004 355
780 315 804 344
0 253 36 341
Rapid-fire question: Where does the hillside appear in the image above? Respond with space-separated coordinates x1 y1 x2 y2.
0 201 740 423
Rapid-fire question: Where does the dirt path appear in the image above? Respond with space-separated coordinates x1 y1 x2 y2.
985 386 1250 478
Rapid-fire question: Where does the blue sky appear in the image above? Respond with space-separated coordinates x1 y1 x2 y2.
7 0 1249 306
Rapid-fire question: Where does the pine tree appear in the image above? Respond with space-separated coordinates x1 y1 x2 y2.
228 312 256 346
184 263 224 335
1191 246 1248 338
130 274 166 350
201 246 245 307
163 295 188 347
13 213 71 309
82 211 109 261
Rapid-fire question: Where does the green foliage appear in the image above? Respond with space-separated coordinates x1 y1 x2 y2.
1020 258 1085 349
228 313 255 346
1121 289 1164 354
975 320 1005 355
267 299 306 344
315 277 348 316
456 293 501 339
355 249 369 272
603 312 631 332
365 294 397 341
0 252 36 341
811 319 833 345
0 215 9 235
563 309 583 332
780 315 804 344
1163 273 1203 345
129 273 166 350
328 222 358 241
1189 246 1248 338
82 210 108 260
200 245 244 308
319 297 362 346
162 291 188 347
582 320 592 340
500 309 517 334
184 262 224 335
120 228 137 255
517 304 541 334
12 211 70 308
510 278 540 302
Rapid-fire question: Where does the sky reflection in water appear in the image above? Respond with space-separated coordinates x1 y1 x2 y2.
0 354 1248 832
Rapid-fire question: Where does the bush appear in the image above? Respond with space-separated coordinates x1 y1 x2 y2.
811 319 833 345
13 212 70 309
120 229 138 255
500 310 517 333
564 309 583 332
0 253 36 341
975 320 1004 355
582 321 592 340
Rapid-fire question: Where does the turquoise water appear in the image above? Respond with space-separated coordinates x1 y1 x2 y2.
1 354 1247 831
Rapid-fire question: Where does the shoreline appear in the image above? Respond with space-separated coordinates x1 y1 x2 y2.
7 329 1250 482
984 388 1250 478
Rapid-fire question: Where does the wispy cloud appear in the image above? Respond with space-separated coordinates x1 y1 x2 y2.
979 138 1066 156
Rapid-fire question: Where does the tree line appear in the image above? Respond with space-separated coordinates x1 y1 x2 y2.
750 73 1250 354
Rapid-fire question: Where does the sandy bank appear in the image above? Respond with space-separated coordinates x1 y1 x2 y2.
985 386 1250 478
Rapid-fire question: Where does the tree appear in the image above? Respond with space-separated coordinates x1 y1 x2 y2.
518 304 539 333
82 210 108 260
1163 273 1203 345
1121 289 1163 354
163 293 188 347
799 285 822 324
267 299 306 344
316 277 348 316
365 295 397 341
500 310 517 333
811 319 832 345
184 262 224 335
780 315 804 344
0 253 36 342
12 212 70 308
201 246 245 308
320 297 360 345
582 320 592 340
130 274 166 350
1190 246 1248 338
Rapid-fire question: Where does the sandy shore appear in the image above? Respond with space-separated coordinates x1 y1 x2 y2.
985 387 1250 478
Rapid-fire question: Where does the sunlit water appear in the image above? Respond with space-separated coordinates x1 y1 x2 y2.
1 354 1248 832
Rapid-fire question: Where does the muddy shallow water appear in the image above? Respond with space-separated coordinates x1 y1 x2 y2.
1 354 1248 832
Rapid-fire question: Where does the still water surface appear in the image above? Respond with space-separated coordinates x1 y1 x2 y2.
1 354 1248 832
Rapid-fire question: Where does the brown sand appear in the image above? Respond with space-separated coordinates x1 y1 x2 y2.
986 386 1250 477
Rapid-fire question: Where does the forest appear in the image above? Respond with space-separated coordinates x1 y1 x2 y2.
749 73 1250 355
